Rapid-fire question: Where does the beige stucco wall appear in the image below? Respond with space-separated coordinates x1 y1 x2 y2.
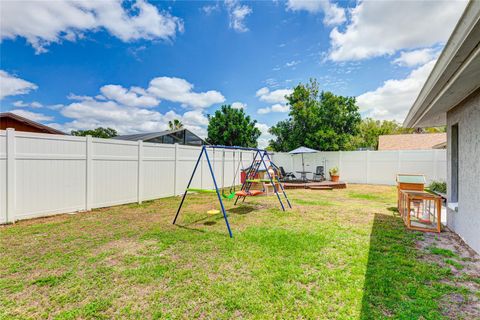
446 89 480 253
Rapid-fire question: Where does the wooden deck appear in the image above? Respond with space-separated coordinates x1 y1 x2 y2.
283 180 347 190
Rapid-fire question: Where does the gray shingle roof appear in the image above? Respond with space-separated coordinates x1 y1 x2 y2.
112 130 171 141
112 128 205 143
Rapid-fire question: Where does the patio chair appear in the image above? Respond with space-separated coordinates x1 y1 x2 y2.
313 166 325 181
279 166 296 181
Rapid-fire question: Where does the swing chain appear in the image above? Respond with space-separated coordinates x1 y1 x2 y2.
230 151 244 193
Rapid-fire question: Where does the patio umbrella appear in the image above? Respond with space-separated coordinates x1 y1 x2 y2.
288 146 319 175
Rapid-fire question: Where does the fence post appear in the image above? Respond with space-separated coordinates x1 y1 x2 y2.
85 135 93 211
200 152 204 189
397 150 402 175
174 143 179 196
338 151 343 177
6 128 15 223
366 151 370 184
137 140 143 204
291 153 294 172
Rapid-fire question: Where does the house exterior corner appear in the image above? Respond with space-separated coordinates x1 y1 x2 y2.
446 90 480 253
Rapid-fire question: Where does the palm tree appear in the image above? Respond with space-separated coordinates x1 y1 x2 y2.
168 119 184 131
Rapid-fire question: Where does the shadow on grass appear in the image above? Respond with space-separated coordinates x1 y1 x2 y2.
360 213 454 319
179 215 212 226
174 225 206 234
387 206 398 214
228 205 256 215
176 211 228 228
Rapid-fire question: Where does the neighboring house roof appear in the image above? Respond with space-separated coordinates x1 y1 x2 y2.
112 130 173 141
432 141 447 149
378 133 446 150
404 1 480 127
112 128 205 143
0 112 65 134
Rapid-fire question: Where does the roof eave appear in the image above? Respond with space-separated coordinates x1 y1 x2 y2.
0 112 65 135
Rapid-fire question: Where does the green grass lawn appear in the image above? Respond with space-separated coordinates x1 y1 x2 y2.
0 185 469 319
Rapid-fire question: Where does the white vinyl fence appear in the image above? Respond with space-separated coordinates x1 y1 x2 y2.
0 129 254 223
271 149 446 185
1 129 447 223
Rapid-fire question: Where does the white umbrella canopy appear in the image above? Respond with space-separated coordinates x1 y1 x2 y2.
288 146 319 177
288 146 319 154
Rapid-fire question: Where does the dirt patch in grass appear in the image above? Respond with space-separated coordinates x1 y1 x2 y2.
94 238 149 255
293 198 336 206
93 238 158 267
416 229 480 319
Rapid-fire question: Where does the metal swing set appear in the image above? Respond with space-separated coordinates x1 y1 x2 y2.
173 145 292 237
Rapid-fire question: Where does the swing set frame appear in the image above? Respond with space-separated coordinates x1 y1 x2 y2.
173 145 292 237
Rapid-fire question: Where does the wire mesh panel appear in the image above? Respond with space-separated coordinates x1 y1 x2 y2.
399 190 442 233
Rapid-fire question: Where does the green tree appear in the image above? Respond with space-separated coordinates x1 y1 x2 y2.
207 105 261 147
168 119 183 131
268 120 295 152
269 79 361 151
353 118 405 150
351 118 447 150
71 127 117 138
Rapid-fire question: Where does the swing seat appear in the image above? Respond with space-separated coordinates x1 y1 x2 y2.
207 209 220 215
222 192 236 200
235 190 264 197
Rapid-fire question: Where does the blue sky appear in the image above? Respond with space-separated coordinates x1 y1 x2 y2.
0 0 467 146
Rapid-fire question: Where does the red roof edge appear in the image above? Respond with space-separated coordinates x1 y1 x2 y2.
0 112 65 135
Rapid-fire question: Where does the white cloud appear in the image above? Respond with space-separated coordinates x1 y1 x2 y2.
147 77 225 108
329 0 467 61
67 93 94 101
0 0 184 53
356 60 436 121
271 104 289 113
286 0 346 26
256 87 269 97
13 100 64 110
181 110 209 127
231 102 247 109
393 48 439 67
285 60 300 67
10 109 53 122
0 70 38 99
47 104 65 110
225 0 252 33
257 104 289 115
57 97 210 137
179 110 209 137
12 100 43 108
100 84 159 107
65 75 224 111
59 98 164 133
5 75 220 137
45 75 222 136
255 122 273 148
256 123 270 134
202 4 220 15
264 78 280 88
30 101 43 108
12 101 28 107
256 87 292 104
